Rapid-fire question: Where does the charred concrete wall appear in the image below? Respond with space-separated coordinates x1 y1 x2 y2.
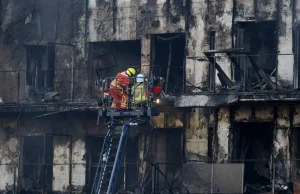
0 0 88 102
0 112 107 193
87 0 299 166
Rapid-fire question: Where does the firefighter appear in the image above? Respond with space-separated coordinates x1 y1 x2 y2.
110 67 136 110
132 74 147 106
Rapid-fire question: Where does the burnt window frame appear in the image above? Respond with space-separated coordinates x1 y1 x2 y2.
18 135 54 192
25 44 55 96
234 21 277 89
150 33 186 95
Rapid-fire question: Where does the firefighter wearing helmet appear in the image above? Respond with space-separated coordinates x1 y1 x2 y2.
132 74 147 106
110 67 136 110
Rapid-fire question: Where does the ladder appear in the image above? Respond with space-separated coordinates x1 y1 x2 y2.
91 119 138 194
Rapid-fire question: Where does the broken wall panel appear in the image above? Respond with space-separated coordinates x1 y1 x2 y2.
52 136 71 192
185 108 209 161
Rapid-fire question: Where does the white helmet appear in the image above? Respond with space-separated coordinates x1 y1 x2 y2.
136 74 145 83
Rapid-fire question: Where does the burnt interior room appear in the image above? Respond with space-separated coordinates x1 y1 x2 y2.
231 122 273 190
86 135 138 193
151 33 185 95
91 40 141 80
26 45 55 100
19 136 53 192
235 21 276 83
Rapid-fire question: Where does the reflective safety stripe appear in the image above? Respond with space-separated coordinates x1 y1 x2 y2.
132 84 147 104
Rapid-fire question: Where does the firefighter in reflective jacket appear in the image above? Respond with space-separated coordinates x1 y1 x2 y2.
132 74 147 106
110 68 136 110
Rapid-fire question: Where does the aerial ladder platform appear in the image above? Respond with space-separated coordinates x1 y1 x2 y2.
91 76 162 194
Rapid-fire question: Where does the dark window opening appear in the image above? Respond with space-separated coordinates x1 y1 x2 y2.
235 21 277 83
26 45 55 100
91 40 141 97
232 122 273 191
19 136 53 192
152 128 183 192
92 40 141 78
151 33 185 95
86 135 138 193
293 127 300 179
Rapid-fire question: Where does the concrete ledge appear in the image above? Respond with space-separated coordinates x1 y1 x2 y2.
175 92 300 108
0 102 98 113
175 94 237 107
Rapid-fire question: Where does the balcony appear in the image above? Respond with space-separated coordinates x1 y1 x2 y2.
175 49 300 108
0 68 98 113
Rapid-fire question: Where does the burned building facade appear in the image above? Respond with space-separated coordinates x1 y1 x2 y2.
0 0 300 193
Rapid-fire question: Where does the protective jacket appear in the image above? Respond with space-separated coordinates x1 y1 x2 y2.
132 83 147 105
110 71 131 110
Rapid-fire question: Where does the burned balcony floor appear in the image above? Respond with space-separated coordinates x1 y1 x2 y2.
0 101 98 114
177 48 300 107
175 91 300 108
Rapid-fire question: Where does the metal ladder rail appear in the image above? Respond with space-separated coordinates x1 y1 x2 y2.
91 120 117 194
107 122 137 194
96 133 117 194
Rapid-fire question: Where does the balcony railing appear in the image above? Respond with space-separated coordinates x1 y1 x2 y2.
0 68 91 103
186 49 296 94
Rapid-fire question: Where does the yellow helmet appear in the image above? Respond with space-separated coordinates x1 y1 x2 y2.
126 68 136 77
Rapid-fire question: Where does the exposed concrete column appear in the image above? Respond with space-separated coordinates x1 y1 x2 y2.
71 139 86 192
277 0 294 86
186 0 209 89
52 137 71 192
141 35 151 77
185 108 208 161
215 0 233 86
274 106 291 183
216 107 230 162
137 132 152 189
